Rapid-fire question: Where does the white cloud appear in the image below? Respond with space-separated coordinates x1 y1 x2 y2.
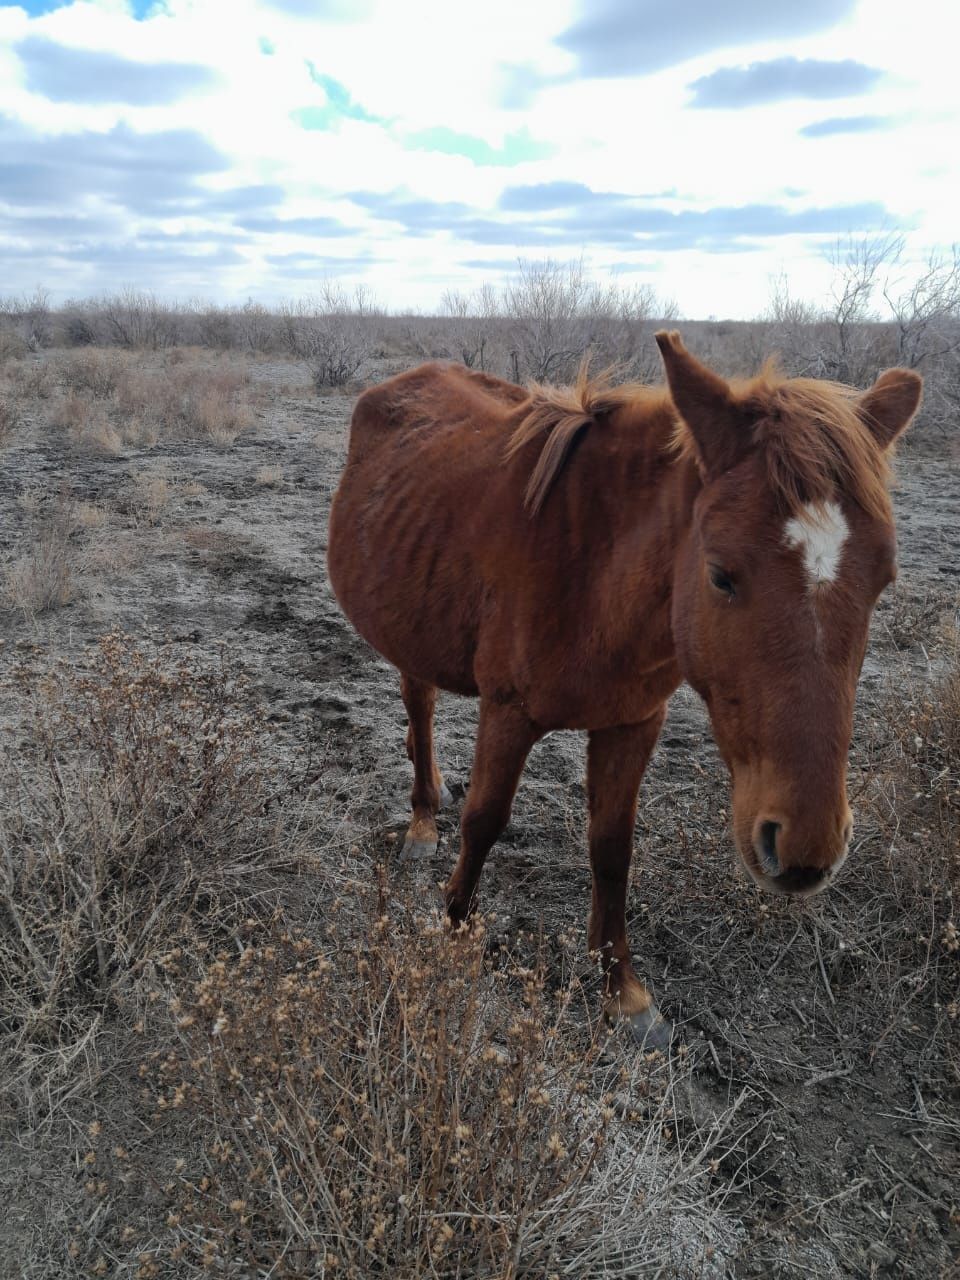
0 0 954 317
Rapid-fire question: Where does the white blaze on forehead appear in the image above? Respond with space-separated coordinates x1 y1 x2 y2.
783 501 849 585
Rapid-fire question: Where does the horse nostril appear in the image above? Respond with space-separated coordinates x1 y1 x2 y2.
757 821 781 876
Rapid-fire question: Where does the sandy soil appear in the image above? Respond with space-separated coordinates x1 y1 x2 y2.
1 351 958 1278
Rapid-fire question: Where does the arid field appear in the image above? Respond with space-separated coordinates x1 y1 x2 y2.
0 332 958 1278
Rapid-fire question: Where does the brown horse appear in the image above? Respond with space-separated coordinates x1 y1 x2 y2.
327 332 921 1048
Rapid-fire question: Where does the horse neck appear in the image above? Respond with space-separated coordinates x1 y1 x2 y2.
585 403 702 649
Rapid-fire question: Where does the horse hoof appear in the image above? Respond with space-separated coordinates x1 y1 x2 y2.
438 779 454 809
623 1005 673 1054
401 833 438 859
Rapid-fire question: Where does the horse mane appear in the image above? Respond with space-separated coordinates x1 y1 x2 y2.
505 364 657 515
686 360 893 520
510 358 893 521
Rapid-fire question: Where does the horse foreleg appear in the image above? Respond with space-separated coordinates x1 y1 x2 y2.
445 698 541 922
587 712 671 1052
400 673 451 857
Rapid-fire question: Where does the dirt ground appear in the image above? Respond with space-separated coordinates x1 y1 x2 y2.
1 350 958 1278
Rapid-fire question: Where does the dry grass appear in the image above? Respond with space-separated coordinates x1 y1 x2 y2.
130 467 173 526
3 511 77 616
115 360 253 445
254 464 284 488
35 351 255 451
0 395 20 444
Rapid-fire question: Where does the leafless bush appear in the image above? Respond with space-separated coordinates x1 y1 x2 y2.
82 288 182 350
440 284 501 369
65 906 747 1279
764 236 960 444
280 287 376 389
426 263 678 384
0 287 54 350
0 321 29 361
236 298 279 353
0 635 300 1118
55 349 126 399
9 358 55 400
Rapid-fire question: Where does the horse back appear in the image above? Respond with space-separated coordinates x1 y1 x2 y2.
344 361 528 467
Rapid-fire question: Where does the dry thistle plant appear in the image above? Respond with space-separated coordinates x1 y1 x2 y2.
66 905 747 1279
0 634 304 1121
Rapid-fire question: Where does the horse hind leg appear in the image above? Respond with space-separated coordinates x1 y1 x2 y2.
400 673 450 857
445 698 541 923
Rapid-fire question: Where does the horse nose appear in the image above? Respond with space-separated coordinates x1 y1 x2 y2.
753 820 782 876
772 864 827 894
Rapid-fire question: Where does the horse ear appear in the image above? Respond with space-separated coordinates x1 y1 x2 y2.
857 368 922 450
655 330 746 476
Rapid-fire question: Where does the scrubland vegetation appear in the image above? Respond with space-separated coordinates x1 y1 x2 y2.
0 243 957 1275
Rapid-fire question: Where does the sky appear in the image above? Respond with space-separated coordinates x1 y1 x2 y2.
0 0 956 318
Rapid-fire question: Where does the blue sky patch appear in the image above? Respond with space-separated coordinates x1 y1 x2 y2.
4 0 160 13
301 64 382 125
404 126 553 167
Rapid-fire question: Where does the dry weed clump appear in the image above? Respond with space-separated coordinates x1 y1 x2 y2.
0 634 300 1118
9 358 54 400
55 349 127 400
254 463 284 488
69 910 746 1279
0 393 20 443
115 360 253 445
39 351 254 449
845 641 960 1064
130 467 173 526
3 510 77 615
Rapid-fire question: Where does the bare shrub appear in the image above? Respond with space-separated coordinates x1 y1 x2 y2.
67 908 747 1278
9 359 54 401
440 284 500 369
0 287 54 350
280 286 375 388
55 349 127 399
0 635 300 1118
50 390 93 434
91 287 182 350
0 322 29 361
237 297 280 353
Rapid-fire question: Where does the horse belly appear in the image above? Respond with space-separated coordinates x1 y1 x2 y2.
328 462 483 695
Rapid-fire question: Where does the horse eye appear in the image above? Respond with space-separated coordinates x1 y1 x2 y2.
709 567 736 597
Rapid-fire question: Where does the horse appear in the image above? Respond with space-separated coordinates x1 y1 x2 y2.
327 331 921 1049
